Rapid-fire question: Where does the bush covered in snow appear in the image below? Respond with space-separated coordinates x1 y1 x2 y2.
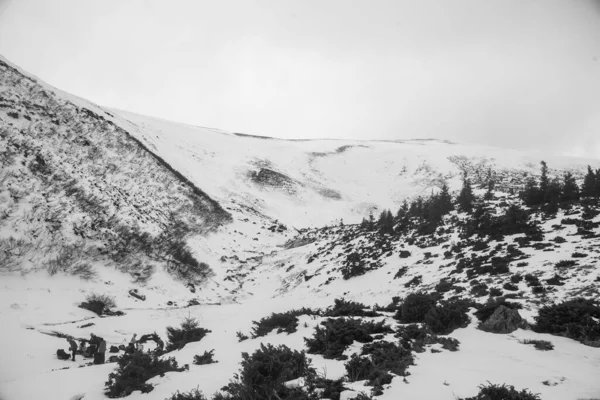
193 349 217 365
105 351 185 398
305 318 393 359
460 382 540 400
217 344 315 400
395 292 437 323
165 387 207 400
324 298 381 318
250 308 318 338
534 298 600 344
424 299 472 334
345 340 413 387
166 317 211 352
79 292 117 316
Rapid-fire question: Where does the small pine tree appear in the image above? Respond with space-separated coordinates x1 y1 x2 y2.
561 172 580 203
437 183 454 214
368 211 375 231
595 168 600 197
520 176 542 207
581 166 596 198
457 174 475 213
540 161 549 202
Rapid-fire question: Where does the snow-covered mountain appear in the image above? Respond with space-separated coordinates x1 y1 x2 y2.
1 55 599 400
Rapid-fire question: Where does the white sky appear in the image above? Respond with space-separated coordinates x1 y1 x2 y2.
1 0 600 158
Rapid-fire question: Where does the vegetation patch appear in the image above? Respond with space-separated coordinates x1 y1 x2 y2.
166 388 207 400
534 298 600 345
193 349 217 365
305 318 393 360
166 317 211 352
217 344 315 400
324 298 381 318
520 339 554 351
105 351 185 398
459 382 540 400
250 308 318 338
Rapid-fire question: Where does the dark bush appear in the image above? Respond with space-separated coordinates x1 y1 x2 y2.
520 339 554 351
554 260 577 269
193 349 216 365
166 317 211 352
374 296 401 313
341 252 369 279
395 292 437 323
424 299 472 334
105 351 185 398
404 275 423 288
552 236 566 243
314 378 347 400
571 252 587 258
503 282 519 291
534 298 600 344
460 382 540 400
358 340 413 381
219 344 315 400
80 293 117 316
470 283 489 297
434 279 455 293
393 266 408 279
489 287 503 297
251 308 317 338
166 387 207 400
523 274 540 287
305 318 393 360
510 274 523 283
236 331 249 342
324 298 380 318
399 250 411 258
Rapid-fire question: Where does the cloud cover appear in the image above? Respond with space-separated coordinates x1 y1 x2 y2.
1 0 599 157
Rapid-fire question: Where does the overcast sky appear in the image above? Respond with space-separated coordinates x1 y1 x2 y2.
1 0 600 157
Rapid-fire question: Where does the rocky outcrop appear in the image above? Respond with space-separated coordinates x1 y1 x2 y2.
479 305 528 334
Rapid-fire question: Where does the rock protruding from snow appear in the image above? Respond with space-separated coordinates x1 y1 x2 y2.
479 305 528 334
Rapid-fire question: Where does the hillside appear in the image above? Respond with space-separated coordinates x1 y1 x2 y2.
1 55 600 400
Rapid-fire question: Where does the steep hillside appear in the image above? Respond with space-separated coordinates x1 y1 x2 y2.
0 56 233 282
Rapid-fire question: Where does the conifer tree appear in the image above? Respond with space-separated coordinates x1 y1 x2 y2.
561 172 580 203
437 183 454 214
594 168 600 197
520 176 542 206
457 174 475 213
540 161 549 201
368 211 375 231
581 166 596 198
396 200 409 222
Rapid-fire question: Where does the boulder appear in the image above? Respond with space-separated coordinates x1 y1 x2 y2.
479 305 528 334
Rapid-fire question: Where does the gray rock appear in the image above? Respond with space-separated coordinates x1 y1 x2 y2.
479 305 528 334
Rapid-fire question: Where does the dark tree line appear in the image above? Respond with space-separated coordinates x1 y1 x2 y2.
361 183 454 236
520 161 600 213
359 161 600 237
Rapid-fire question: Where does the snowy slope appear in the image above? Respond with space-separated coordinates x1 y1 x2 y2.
112 109 600 229
1 55 600 400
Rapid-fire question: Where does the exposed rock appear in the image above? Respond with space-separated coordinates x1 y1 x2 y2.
479 305 528 334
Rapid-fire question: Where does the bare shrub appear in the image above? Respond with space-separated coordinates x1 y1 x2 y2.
0 237 33 272
86 293 117 309
45 244 85 276
69 263 97 281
